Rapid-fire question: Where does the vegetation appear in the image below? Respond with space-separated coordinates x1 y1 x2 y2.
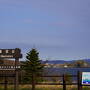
73 60 88 67
0 85 90 90
64 73 72 84
23 48 44 90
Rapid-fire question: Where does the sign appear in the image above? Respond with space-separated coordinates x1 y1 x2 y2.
0 48 22 58
0 65 20 70
0 55 14 58
0 49 15 54
82 72 90 85
0 48 22 90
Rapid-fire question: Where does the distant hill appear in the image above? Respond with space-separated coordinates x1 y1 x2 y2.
43 59 90 64
44 60 71 64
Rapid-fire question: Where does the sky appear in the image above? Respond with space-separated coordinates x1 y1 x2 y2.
0 0 90 60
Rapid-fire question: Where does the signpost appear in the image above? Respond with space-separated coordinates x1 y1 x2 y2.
82 72 90 85
0 49 22 58
0 48 22 90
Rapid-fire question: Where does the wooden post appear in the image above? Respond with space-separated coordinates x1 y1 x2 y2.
63 74 66 90
77 71 82 90
14 58 19 90
4 76 8 90
14 48 22 90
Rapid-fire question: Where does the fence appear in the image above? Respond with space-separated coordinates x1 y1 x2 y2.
0 74 15 90
0 71 90 90
20 71 90 90
36 71 82 90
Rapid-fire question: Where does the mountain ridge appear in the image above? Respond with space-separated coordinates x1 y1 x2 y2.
43 59 90 64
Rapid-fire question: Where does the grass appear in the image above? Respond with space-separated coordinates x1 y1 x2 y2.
0 85 90 90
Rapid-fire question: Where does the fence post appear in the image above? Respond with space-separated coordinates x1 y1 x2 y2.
63 74 66 90
4 76 8 90
77 71 82 90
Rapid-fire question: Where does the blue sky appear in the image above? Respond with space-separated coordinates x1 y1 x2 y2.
0 0 90 60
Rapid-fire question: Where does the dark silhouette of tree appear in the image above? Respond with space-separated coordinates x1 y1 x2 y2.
23 48 44 90
74 60 86 67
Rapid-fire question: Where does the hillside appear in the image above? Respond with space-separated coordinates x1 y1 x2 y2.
44 59 90 64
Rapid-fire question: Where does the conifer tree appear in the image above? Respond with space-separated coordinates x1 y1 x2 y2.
24 48 44 90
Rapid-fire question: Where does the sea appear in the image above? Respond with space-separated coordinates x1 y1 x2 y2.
44 67 90 75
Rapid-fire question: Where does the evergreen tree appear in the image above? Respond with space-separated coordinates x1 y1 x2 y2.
24 48 44 90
